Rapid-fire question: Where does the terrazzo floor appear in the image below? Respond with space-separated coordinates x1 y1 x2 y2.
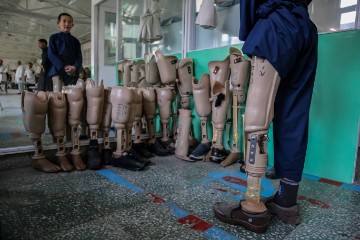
0 150 360 240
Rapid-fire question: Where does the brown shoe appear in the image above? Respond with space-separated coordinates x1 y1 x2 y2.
265 197 300 225
213 202 269 233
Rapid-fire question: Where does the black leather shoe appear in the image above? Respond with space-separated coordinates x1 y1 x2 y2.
86 139 103 170
148 141 169 156
129 148 152 166
111 152 147 171
132 142 155 158
101 148 113 165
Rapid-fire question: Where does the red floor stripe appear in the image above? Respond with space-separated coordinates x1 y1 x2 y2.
146 193 166 203
178 215 212 232
222 176 247 187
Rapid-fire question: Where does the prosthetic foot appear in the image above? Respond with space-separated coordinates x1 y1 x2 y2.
214 57 281 233
221 47 251 167
189 74 212 161
210 81 230 163
64 86 86 170
175 109 193 161
110 86 146 171
47 92 73 171
22 91 61 173
86 79 104 170
101 88 113 165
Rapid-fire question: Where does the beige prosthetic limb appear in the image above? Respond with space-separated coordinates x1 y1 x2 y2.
131 88 143 145
177 58 194 109
141 87 157 145
145 53 161 87
101 88 112 164
47 92 73 171
110 86 132 157
175 109 193 161
208 56 230 144
137 60 148 88
22 91 61 172
64 86 86 170
118 60 130 85
86 79 104 169
123 61 132 87
241 57 281 214
52 75 62 93
221 47 251 167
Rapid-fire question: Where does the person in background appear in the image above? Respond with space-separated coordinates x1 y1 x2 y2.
37 39 53 92
24 62 36 91
15 60 25 94
0 59 9 93
48 13 83 92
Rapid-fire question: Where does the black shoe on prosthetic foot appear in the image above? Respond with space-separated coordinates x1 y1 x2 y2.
213 202 269 233
148 141 168 156
102 148 113 165
210 147 228 163
111 152 147 171
87 139 103 170
129 148 152 166
132 142 155 158
159 139 175 155
189 142 211 161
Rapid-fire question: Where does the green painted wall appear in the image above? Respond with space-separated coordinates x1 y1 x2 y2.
187 30 360 183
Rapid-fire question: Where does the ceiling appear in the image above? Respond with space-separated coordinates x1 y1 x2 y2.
0 0 91 66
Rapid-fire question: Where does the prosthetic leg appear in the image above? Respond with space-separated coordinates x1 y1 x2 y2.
101 88 113 165
64 86 86 170
137 60 148 88
86 79 104 170
210 80 230 163
22 91 61 173
208 56 230 149
142 87 168 156
118 60 130 85
47 92 73 171
177 58 193 109
145 53 161 87
110 86 146 170
221 47 251 167
189 74 212 161
175 109 193 161
213 57 281 233
122 61 132 87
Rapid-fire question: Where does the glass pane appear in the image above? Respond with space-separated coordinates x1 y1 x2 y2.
191 0 241 51
119 0 183 60
309 0 357 33
104 11 117 65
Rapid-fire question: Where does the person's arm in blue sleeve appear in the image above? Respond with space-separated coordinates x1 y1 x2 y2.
47 34 64 72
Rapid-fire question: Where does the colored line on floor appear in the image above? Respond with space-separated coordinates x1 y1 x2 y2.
96 168 239 239
302 173 360 193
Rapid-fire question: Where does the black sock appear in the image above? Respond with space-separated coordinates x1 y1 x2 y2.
274 178 299 208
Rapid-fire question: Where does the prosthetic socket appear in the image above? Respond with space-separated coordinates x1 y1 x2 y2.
86 79 104 140
155 50 178 87
195 0 218 29
118 60 130 85
156 86 173 143
22 91 61 172
145 53 161 87
192 74 212 144
177 58 194 109
141 87 157 144
110 86 133 157
242 57 281 213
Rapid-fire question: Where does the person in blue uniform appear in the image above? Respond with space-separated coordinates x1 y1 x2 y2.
48 13 83 92
37 39 53 92
213 0 318 233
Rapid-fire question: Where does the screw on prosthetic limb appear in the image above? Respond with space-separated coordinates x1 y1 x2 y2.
101 88 113 165
86 79 104 170
144 53 161 87
64 86 86 170
127 88 152 165
189 74 212 161
22 91 61 173
141 87 168 156
110 86 146 171
213 57 280 234
47 92 73 171
221 47 251 167
208 56 230 147
156 86 175 154
175 109 193 161
210 81 230 163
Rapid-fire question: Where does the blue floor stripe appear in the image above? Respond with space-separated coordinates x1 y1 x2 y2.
203 226 239 240
96 169 144 193
340 183 360 192
162 202 189 219
302 173 321 181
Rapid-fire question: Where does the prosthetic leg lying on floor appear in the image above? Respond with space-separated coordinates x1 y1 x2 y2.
101 88 113 165
47 92 73 171
110 86 146 171
213 57 281 233
86 79 104 170
221 47 251 167
64 86 86 170
189 74 212 161
22 91 61 173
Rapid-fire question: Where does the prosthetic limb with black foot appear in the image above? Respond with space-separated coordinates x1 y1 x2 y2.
64 86 86 170
110 86 146 170
221 47 250 167
210 81 230 163
142 87 168 156
189 74 212 161
47 92 73 171
101 88 113 165
213 57 281 233
22 91 61 173
86 79 104 170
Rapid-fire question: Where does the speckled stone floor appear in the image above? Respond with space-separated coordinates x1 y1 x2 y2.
1 150 360 240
